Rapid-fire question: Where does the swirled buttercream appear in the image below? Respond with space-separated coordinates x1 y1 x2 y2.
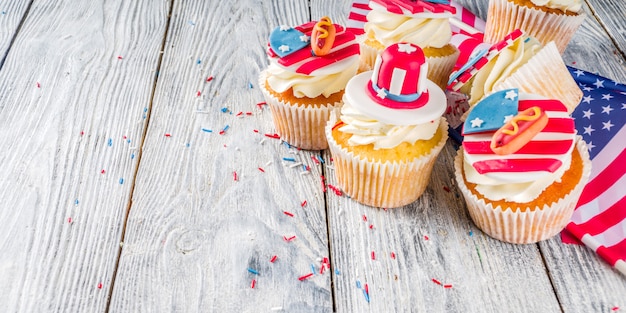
530 0 582 13
364 2 453 49
338 101 440 150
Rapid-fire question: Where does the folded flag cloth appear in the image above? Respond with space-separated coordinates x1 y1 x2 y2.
346 0 626 275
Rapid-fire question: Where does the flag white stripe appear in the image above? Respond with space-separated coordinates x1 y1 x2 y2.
587 124 626 180
570 174 626 224
589 216 626 247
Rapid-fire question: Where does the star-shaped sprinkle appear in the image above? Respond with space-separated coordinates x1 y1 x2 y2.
602 120 614 131
504 90 517 100
279 25 291 31
397 43 417 54
278 45 290 52
376 88 387 99
470 117 484 128
601 105 613 115
583 125 594 135
299 34 310 42
582 109 594 119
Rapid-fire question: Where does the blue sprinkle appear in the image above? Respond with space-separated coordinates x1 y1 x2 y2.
186 143 190 147
119 178 124 184
131 153 135 159
282 157 296 162
196 59 201 64
144 107 148 112
302 164 307 171
75 199 79 205
248 82 254 89
335 269 340 275
282 141 292 148
108 138 112 146
469 230 473 236
143 115 146 119
223 125 230 131
201 128 213 133
188 20 195 26
311 264 316 275
316 155 324 163
247 268 259 275
127 139 131 144
221 107 228 113
356 280 361 289
363 289 370 303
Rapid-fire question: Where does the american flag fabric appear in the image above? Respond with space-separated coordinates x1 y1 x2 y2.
346 0 626 275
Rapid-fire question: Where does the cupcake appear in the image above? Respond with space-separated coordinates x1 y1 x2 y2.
484 0 585 53
360 0 459 90
259 17 360 150
326 43 448 208
448 29 582 114
454 88 591 244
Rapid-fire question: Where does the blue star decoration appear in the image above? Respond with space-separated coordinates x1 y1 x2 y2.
269 26 310 58
463 89 519 135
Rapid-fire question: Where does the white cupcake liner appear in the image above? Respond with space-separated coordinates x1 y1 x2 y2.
359 38 381 73
454 137 592 244
259 71 342 150
326 113 449 208
485 0 586 53
492 41 583 113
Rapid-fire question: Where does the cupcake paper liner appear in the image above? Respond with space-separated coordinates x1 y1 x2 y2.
259 71 342 150
326 113 449 208
485 0 586 54
454 137 592 244
491 41 583 113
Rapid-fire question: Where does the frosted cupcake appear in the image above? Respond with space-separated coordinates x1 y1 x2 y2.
259 18 360 150
326 43 448 208
448 29 582 114
455 88 591 244
360 0 459 90
484 0 585 53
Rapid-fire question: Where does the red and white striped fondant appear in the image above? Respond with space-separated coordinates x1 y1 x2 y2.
463 94 575 180
267 22 359 76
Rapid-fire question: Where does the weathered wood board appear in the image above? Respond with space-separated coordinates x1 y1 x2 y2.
0 0 168 311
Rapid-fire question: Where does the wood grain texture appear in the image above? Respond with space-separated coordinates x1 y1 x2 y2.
0 0 169 312
0 0 31 67
586 0 626 61
109 1 334 312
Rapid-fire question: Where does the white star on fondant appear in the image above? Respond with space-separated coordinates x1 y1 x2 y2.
397 43 417 54
470 117 484 128
278 45 290 52
376 88 387 99
279 25 291 31
299 34 310 42
582 109 594 119
503 115 514 124
504 90 517 100
602 120 614 131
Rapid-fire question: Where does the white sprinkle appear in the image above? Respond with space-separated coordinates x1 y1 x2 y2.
259 138 266 145
299 171 309 176
289 162 302 168
289 150 298 155
326 165 335 170
266 160 273 166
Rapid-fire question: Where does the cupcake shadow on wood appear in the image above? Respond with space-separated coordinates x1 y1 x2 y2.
326 42 448 208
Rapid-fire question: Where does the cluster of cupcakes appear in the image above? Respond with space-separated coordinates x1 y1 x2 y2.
258 0 590 244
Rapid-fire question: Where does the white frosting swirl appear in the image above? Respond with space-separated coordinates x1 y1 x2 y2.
468 37 542 104
364 2 453 49
338 101 440 150
530 0 582 13
266 58 359 98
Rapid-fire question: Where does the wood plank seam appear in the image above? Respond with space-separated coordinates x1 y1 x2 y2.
0 0 34 70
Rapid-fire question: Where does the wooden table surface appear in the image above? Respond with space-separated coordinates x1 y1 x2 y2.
0 0 624 312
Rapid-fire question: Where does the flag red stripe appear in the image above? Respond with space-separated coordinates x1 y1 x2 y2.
543 118 575 133
518 99 567 112
463 140 573 155
461 7 477 27
575 196 626 236
578 147 626 206
346 27 365 35
348 11 368 22
596 237 626 267
353 2 370 10
296 44 360 75
473 158 562 174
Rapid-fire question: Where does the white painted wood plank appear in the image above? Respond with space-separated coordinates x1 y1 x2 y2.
0 0 169 311
586 0 626 59
109 1 335 312
0 0 31 64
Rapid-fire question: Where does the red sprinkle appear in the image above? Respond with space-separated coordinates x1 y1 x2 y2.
251 279 256 288
362 215 367 222
424 235 429 241
253 129 259 133
196 91 201 97
246 112 253 115
611 307 619 311
365 283 369 295
320 175 327 192
311 155 320 164
432 278 442 285
80 131 84 136
219 130 225 135
256 101 266 109
298 273 314 281
36 82 41 88
206 76 214 82
270 255 277 263
236 111 243 116
233 171 238 181
371 251 375 260
283 235 296 242
443 185 451 192
117 55 123 59
283 211 294 217
101 169 106 174
301 200 307 207
444 284 453 289
369 224 374 229
97 283 103 289
67 217 73 224
328 184 343 196
319 264 325 274
390 252 396 259
264 133 280 139
258 167 265 173
164 133 172 137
